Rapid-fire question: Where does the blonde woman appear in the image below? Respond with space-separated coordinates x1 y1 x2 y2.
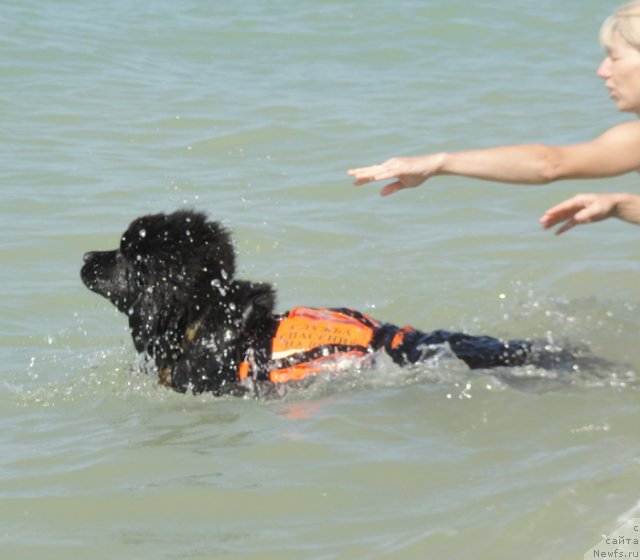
348 2 640 198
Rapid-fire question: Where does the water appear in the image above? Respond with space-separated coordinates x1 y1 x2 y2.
3 0 640 558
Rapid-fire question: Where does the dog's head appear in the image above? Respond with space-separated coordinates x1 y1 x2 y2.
81 209 238 352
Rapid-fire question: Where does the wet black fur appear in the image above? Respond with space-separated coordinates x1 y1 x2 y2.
81 210 276 395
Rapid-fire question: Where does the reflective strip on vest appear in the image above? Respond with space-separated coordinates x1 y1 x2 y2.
269 350 369 384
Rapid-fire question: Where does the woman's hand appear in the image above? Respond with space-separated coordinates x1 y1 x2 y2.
348 154 446 196
540 193 640 234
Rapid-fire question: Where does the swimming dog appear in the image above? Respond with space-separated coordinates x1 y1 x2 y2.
81 209 552 396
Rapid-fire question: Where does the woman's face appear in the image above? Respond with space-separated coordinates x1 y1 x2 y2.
598 31 640 115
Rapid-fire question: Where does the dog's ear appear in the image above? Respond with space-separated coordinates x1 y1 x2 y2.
127 291 189 361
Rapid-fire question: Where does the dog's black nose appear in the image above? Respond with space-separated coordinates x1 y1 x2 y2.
83 251 95 263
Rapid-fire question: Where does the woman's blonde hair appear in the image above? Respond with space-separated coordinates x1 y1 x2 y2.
601 1 640 50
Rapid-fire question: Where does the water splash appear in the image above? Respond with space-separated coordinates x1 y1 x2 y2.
9 288 639 409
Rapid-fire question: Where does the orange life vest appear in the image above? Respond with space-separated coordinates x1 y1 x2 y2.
238 306 385 383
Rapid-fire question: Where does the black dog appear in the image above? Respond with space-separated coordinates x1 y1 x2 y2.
81 209 552 396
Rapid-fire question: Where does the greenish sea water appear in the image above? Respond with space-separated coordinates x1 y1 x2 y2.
2 1 640 558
